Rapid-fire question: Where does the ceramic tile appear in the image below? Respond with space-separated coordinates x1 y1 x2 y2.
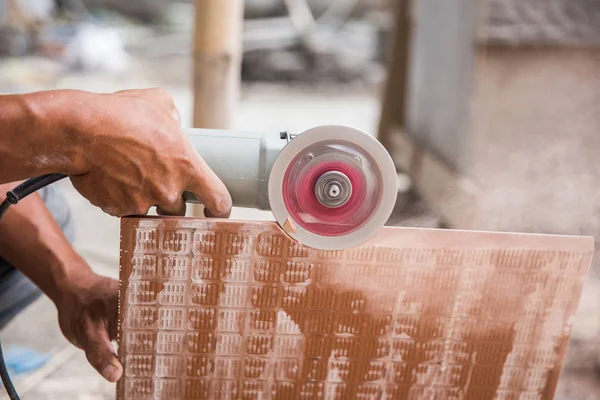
117 217 594 400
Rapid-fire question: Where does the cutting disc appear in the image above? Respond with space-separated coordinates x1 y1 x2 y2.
268 125 397 250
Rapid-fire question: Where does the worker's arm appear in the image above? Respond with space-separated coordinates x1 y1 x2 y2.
0 88 231 217
0 181 122 382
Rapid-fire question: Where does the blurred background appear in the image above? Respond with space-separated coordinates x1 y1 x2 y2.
1 0 600 399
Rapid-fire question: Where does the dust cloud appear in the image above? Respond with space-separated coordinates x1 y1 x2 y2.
472 136 600 236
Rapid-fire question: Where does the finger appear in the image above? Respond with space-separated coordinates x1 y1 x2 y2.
186 153 232 218
107 281 120 341
156 196 187 216
82 321 123 382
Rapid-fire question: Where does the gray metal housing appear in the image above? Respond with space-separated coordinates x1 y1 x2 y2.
183 128 288 210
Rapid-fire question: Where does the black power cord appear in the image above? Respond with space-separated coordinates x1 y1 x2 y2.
0 340 19 400
0 173 67 400
0 174 67 220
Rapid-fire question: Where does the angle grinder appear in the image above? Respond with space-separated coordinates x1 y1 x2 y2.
186 125 397 249
0 125 397 250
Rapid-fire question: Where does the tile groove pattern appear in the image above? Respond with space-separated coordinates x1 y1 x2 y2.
117 218 593 400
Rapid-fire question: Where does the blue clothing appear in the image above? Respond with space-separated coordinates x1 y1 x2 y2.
0 185 74 329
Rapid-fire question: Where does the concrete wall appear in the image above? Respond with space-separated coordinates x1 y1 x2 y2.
478 0 600 46
404 0 600 174
405 0 476 172
400 0 600 233
467 47 600 237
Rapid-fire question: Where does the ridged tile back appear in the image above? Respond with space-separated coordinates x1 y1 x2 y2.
117 217 593 400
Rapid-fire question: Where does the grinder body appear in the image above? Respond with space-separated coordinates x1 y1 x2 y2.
183 128 288 210
183 125 398 250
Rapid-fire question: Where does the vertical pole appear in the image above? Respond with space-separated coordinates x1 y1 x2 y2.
190 0 244 216
377 0 412 156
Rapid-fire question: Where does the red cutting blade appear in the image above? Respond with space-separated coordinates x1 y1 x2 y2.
281 140 383 237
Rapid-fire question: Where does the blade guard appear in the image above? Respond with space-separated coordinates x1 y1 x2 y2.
268 125 397 250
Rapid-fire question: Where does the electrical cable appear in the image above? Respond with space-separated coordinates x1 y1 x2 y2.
0 339 19 400
0 173 68 400
0 174 67 221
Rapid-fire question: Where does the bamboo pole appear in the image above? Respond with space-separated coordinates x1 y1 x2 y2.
190 0 245 217
377 0 412 157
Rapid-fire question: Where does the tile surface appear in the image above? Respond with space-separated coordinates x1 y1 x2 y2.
117 217 594 399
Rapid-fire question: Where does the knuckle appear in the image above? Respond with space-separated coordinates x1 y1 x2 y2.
152 183 179 206
129 199 149 216
160 188 180 206
152 87 173 104
180 153 196 170
177 152 200 176
159 126 184 145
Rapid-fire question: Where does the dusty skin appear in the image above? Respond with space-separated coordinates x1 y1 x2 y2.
0 88 232 218
117 217 593 400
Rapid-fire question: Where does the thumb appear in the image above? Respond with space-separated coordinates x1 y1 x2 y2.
82 324 123 382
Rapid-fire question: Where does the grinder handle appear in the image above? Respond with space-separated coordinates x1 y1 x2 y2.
183 128 287 210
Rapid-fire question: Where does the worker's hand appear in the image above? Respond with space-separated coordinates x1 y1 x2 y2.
68 88 231 218
56 272 122 383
